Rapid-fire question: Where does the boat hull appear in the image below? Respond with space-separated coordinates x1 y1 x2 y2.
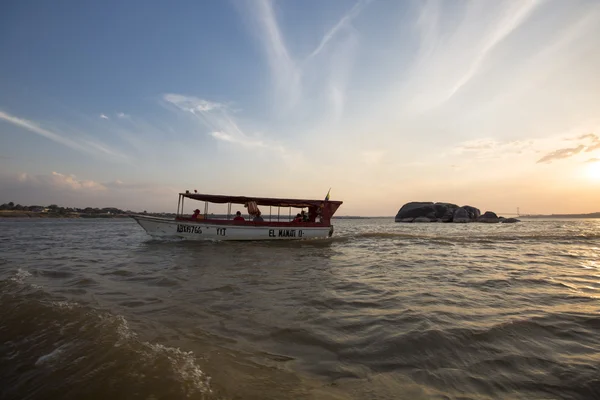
131 215 334 241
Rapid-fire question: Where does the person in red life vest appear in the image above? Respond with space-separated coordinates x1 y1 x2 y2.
293 213 302 222
233 211 245 221
191 209 202 220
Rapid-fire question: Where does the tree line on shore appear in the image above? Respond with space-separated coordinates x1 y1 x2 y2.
0 202 134 215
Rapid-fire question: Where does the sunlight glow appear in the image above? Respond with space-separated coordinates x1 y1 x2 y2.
586 162 600 181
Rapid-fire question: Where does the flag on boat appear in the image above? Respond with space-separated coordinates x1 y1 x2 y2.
325 188 331 201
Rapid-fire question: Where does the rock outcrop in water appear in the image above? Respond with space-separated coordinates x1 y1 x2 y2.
395 202 520 223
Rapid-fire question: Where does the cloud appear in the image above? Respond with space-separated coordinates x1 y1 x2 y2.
116 112 129 119
17 171 107 191
581 133 600 152
444 1 542 102
455 139 533 157
163 94 223 113
563 133 600 153
401 0 546 114
0 110 128 161
164 93 290 156
305 0 372 61
1 110 90 153
0 171 178 211
585 158 600 163
241 0 301 110
577 133 597 141
586 143 600 152
536 145 585 163
209 131 286 154
100 114 109 119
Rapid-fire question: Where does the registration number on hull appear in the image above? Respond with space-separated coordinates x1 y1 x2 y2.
177 224 202 234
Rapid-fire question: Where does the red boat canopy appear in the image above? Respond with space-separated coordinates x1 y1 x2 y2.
180 192 343 209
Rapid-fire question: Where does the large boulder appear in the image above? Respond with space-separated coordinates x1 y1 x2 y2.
435 203 459 222
461 205 481 220
394 201 518 223
453 207 470 223
395 202 461 222
395 202 435 221
477 211 499 223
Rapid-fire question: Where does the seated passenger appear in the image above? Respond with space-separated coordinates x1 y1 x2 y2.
301 210 309 222
293 213 302 223
233 211 245 221
191 209 201 220
253 211 264 222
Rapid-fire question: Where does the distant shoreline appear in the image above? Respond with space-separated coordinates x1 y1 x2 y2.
0 211 175 219
521 213 600 219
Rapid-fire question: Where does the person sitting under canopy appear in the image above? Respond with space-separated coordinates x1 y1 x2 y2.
233 211 245 221
191 209 203 220
253 211 264 222
301 210 309 222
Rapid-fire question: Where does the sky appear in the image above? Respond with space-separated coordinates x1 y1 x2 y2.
1 0 600 216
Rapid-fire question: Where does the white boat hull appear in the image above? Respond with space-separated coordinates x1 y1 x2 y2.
131 215 334 241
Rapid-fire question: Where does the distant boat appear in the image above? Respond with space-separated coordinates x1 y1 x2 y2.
131 192 343 241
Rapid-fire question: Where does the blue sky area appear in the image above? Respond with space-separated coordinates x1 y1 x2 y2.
1 0 600 215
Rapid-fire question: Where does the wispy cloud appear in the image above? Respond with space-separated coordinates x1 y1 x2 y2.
454 138 534 158
163 94 222 113
585 158 600 163
239 0 369 125
586 143 600 152
580 133 600 152
0 110 128 161
577 133 597 141
18 171 107 191
537 145 585 163
403 0 545 113
116 112 129 119
164 93 290 156
1 110 90 153
210 131 286 153
444 1 543 102
100 114 109 119
543 133 600 163
305 0 372 61
2 171 177 211
245 0 301 110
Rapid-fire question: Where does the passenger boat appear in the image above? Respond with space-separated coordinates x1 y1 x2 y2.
131 192 343 241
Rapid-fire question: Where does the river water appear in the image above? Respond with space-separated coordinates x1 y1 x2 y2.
0 218 599 399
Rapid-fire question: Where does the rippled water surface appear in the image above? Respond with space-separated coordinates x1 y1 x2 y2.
1 218 599 399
